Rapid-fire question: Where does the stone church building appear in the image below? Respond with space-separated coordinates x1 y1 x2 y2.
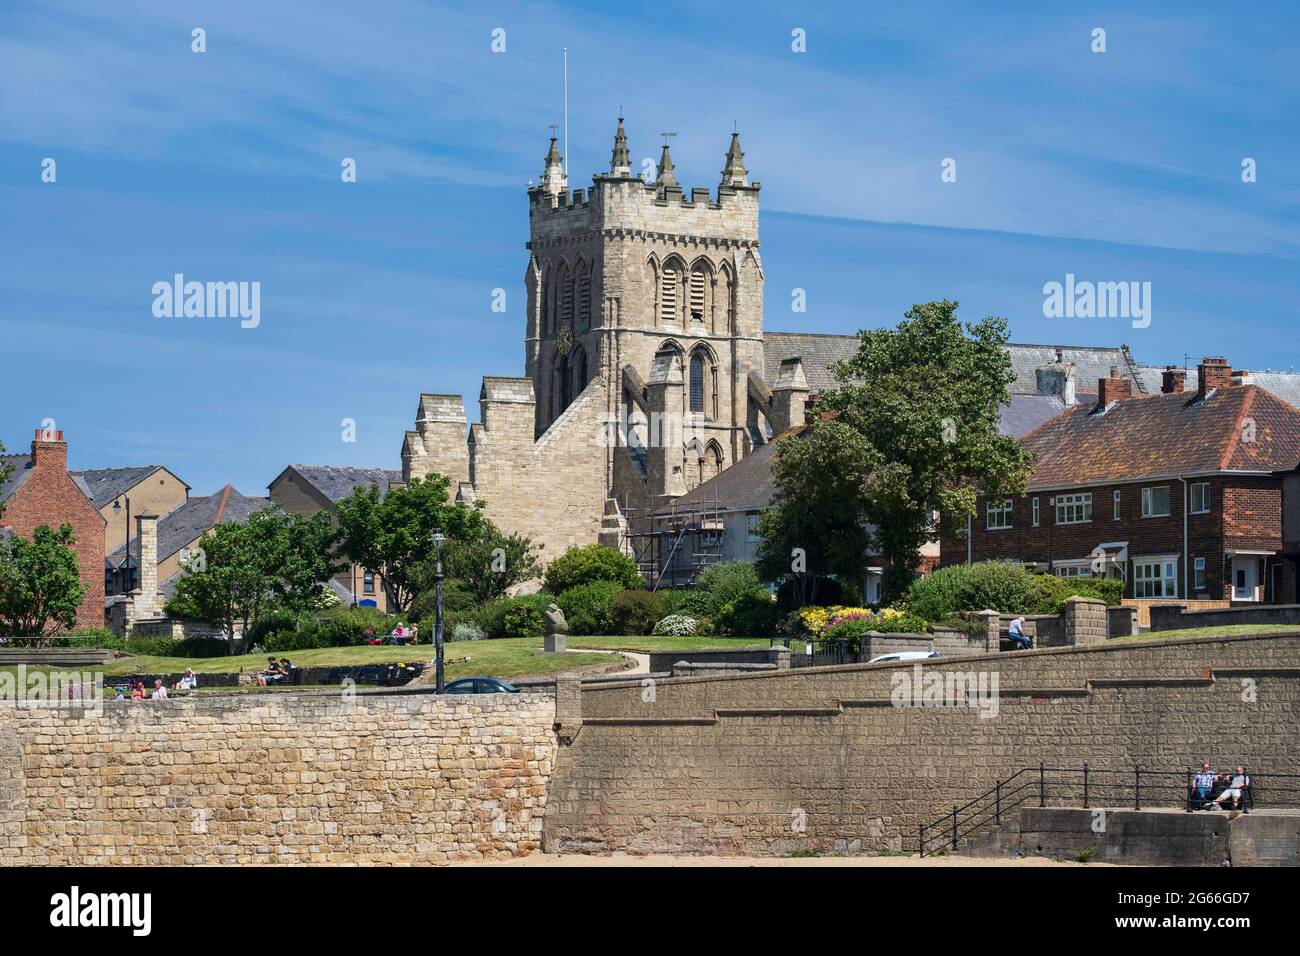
401 120 811 561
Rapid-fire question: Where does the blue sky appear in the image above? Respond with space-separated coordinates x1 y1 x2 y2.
2 0 1297 494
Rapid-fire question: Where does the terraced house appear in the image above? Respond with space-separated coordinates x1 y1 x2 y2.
943 358 1300 606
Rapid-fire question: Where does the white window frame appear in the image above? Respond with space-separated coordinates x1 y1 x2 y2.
1133 556 1178 598
745 513 762 544
1190 482 1210 515
1141 485 1171 518
1032 497 1040 527
1193 556 1207 592
1055 492 1092 525
1113 490 1121 520
986 499 1013 530
1053 560 1094 579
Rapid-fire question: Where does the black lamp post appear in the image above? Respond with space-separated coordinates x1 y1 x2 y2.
111 497 133 594
431 529 446 693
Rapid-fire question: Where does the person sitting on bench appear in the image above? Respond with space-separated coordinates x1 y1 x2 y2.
1206 766 1250 810
1192 760 1216 805
1007 616 1031 651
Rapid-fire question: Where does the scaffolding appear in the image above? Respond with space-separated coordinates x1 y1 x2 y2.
621 486 726 591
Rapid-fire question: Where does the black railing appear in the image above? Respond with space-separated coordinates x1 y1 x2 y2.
917 763 1300 857
770 637 865 668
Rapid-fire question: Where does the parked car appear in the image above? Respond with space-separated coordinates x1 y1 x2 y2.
442 677 520 694
867 651 940 664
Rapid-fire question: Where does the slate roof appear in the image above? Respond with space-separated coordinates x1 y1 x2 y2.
71 465 188 509
657 434 785 515
1020 385 1300 490
0 454 32 505
278 465 403 504
1134 366 1300 410
107 484 273 566
999 394 1072 439
762 332 1144 397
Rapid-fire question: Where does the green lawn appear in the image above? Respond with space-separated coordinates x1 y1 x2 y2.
563 635 770 652
3 639 624 691
1110 624 1298 643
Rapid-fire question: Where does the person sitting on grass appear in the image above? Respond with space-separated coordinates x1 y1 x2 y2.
130 680 145 701
174 668 198 692
151 679 168 700
1192 760 1216 806
278 658 295 685
1206 766 1250 810
1007 616 1031 651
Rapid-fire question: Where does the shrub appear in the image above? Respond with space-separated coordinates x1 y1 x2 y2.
717 592 782 637
775 575 863 613
610 589 663 636
904 565 971 621
556 580 624 636
543 545 643 594
652 614 700 637
473 593 552 638
686 561 765 619
449 622 486 642
265 629 325 652
655 588 694 617
245 609 300 647
823 617 876 648
874 608 930 634
170 636 231 658
960 561 1039 614
52 628 125 651
123 636 176 658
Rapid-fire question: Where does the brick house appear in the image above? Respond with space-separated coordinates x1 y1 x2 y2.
0 430 107 630
941 359 1300 604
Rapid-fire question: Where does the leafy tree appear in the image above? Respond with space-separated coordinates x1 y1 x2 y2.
542 545 642 595
334 474 487 613
756 420 880 605
256 510 341 614
419 520 540 606
164 520 277 646
0 524 87 636
0 441 11 522
816 300 1032 600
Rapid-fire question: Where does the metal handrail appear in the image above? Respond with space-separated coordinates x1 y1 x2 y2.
917 764 1300 856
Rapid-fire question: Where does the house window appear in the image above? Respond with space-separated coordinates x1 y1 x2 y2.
1032 498 1040 527
1113 490 1121 520
746 514 761 543
363 570 375 595
986 499 1013 530
1141 486 1171 517
1055 564 1093 578
1193 556 1207 592
1190 482 1210 514
1055 493 1092 524
1133 557 1178 598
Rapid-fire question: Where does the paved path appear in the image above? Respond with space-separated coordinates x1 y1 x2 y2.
567 647 650 676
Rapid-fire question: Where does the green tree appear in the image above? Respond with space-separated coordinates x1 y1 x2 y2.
821 300 1032 599
0 524 87 636
0 441 11 522
334 474 487 613
164 508 340 645
542 545 643 595
421 520 540 606
756 421 880 605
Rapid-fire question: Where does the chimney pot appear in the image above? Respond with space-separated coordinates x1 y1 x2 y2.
1197 356 1233 397
1161 365 1186 394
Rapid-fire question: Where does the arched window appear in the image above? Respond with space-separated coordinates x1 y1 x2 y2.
689 351 705 413
661 257 687 325
717 263 734 334
577 263 592 330
558 356 572 412
573 346 588 394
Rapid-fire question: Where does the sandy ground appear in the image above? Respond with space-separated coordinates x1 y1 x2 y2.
468 852 1113 867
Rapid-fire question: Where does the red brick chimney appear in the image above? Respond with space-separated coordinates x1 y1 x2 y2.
1161 365 1186 394
30 428 67 472
1096 367 1133 408
1198 357 1233 398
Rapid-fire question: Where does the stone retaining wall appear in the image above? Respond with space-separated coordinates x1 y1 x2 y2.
0 691 556 865
544 632 1300 856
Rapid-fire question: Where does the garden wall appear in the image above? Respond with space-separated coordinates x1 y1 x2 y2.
0 691 555 865
1150 603 1300 632
543 632 1300 855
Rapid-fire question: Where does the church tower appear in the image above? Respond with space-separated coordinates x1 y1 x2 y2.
524 119 765 511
